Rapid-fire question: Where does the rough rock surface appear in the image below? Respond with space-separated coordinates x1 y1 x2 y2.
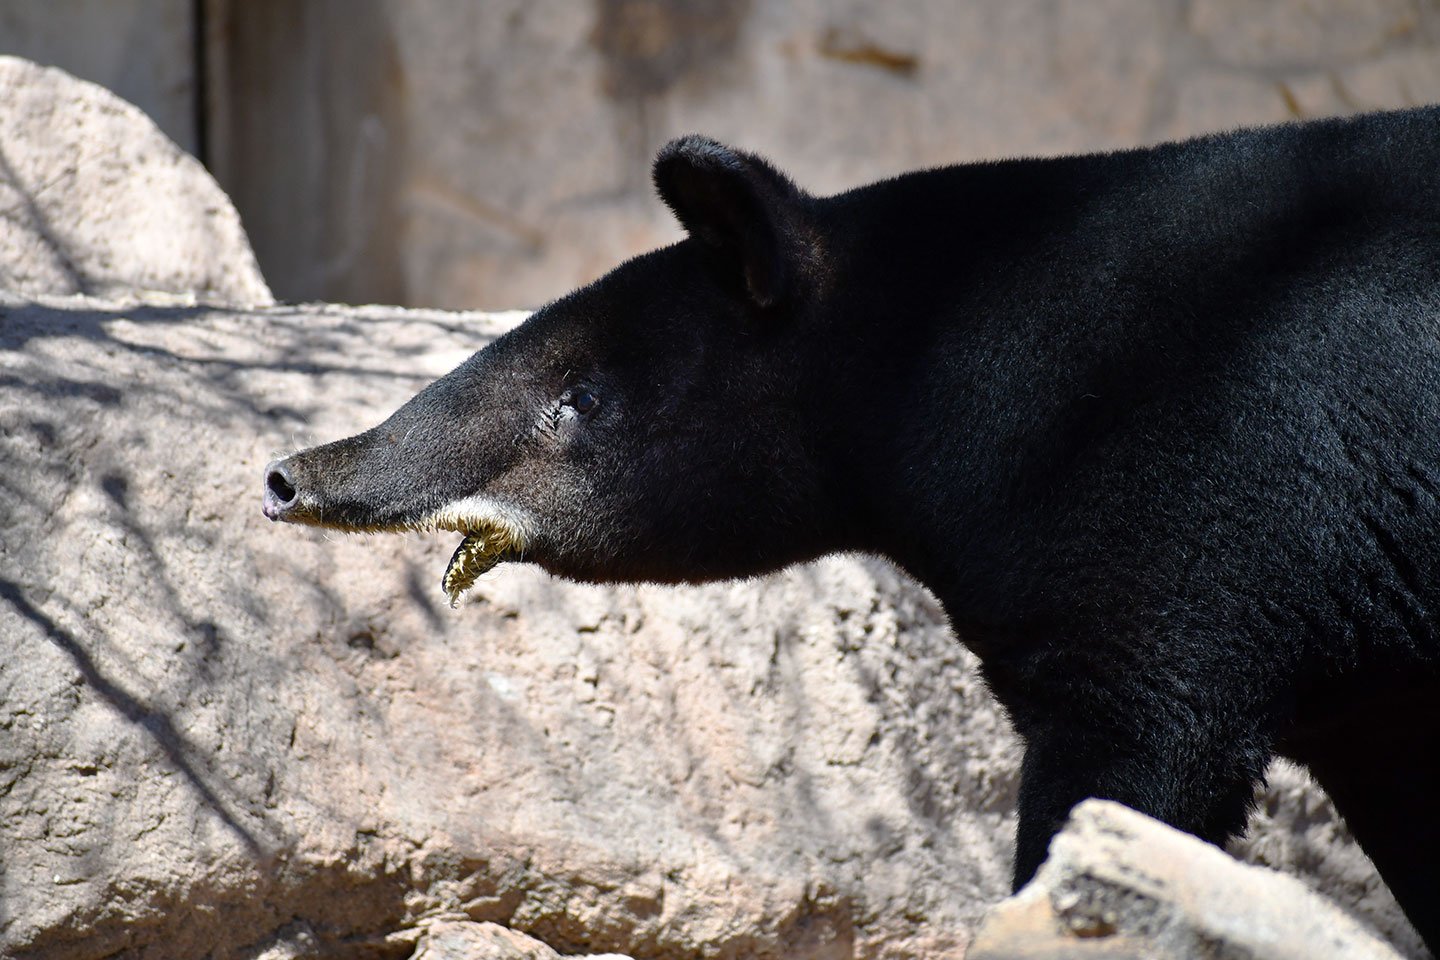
0 294 1015 959
0 294 1427 960
970 800 1407 960
0 56 271 303
409 921 633 960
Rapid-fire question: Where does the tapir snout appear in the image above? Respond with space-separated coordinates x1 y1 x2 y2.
260 346 546 604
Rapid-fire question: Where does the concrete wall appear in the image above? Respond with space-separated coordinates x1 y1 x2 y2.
0 0 197 154
203 0 408 305
5 1 1440 308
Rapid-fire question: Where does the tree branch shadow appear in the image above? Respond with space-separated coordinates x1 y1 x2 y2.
0 577 270 860
0 142 89 296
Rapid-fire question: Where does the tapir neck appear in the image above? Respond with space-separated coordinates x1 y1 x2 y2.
810 113 1438 638
804 155 1127 624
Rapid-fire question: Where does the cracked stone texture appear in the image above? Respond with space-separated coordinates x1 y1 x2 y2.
0 293 1427 960
1 293 1015 959
969 800 1407 960
0 56 271 303
202 0 1440 308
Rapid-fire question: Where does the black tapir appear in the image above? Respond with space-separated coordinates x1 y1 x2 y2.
264 111 1440 950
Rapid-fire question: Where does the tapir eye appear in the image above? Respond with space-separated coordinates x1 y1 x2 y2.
566 387 599 415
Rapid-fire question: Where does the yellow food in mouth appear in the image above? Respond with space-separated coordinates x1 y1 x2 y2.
442 526 519 607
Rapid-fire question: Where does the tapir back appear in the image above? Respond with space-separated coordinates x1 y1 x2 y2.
817 108 1440 672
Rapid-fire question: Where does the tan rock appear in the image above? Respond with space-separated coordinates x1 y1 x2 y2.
0 294 1013 959
970 800 1407 960
12 4 1440 310
0 56 271 303
411 920 634 960
1227 760 1428 957
0 293 1426 960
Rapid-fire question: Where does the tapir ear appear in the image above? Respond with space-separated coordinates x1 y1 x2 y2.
653 135 811 309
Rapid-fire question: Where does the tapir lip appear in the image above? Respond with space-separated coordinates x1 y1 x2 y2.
266 470 534 545
361 493 535 605
264 456 533 603
264 456 534 538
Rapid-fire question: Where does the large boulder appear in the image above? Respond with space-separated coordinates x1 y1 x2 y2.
0 57 271 303
0 293 1016 959
0 294 1427 960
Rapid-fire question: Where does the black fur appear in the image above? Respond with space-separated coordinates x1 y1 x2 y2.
267 110 1440 951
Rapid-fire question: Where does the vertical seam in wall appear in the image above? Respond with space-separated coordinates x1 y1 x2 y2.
192 0 210 166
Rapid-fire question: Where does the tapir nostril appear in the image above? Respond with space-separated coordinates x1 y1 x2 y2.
267 468 297 503
263 460 300 520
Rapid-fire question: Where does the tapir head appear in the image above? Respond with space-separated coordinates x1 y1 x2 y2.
263 137 850 604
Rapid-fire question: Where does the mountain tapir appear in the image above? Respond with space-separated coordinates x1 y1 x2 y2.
263 110 1440 950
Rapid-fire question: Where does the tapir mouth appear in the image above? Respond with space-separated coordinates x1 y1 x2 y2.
439 522 523 606
412 494 532 605
263 459 530 606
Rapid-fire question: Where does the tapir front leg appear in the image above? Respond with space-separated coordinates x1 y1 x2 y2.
996 644 1277 889
1010 729 1267 889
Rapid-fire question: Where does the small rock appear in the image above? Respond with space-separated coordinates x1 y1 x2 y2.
411 921 634 960
969 799 1407 960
